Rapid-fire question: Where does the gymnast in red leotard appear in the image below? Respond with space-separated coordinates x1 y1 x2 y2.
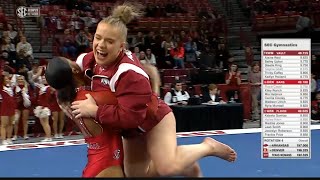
45 57 124 177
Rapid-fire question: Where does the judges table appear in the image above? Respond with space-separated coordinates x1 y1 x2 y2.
170 103 244 132
217 83 252 120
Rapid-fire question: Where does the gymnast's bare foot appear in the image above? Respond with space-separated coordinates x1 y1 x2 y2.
203 137 237 162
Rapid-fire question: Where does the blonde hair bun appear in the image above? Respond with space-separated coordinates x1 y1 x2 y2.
112 2 143 25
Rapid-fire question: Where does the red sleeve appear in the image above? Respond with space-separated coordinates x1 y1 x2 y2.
170 48 175 57
76 52 95 72
179 47 185 58
225 72 230 81
96 71 153 129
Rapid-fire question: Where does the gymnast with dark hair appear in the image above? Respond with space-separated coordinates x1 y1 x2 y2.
45 57 125 177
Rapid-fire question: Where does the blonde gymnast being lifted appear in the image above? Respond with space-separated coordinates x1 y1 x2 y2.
66 2 237 177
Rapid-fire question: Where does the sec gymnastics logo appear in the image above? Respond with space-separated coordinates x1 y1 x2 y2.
16 6 27 18
16 6 40 18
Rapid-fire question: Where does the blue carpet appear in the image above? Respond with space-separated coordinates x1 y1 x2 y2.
0 130 319 177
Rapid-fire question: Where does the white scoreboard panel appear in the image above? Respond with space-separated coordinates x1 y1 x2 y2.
261 39 311 159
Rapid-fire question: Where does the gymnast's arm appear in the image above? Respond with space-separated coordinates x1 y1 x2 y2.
141 63 161 96
95 71 152 129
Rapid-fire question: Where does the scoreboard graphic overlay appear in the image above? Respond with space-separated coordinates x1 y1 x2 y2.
261 39 311 159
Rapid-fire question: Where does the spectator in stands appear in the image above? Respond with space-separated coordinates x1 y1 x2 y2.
75 29 90 54
133 46 140 59
92 9 100 21
197 35 209 53
16 30 24 43
27 62 43 88
215 41 231 70
7 24 18 44
1 36 16 63
179 30 188 43
16 36 32 57
311 92 320 120
83 26 93 43
144 31 157 53
1 50 11 67
164 80 190 105
17 63 29 80
139 51 147 63
170 42 185 69
69 16 81 31
69 25 77 37
198 18 208 32
248 62 261 121
185 36 198 54
245 46 254 65
151 30 164 58
168 30 178 43
185 36 198 63
227 55 235 65
296 11 313 37
16 36 33 69
160 34 174 68
202 83 225 104
55 13 64 31
225 63 242 102
0 30 9 43
199 46 216 70
131 31 145 50
311 54 318 65
60 28 77 58
44 11 58 32
79 12 97 29
145 48 156 66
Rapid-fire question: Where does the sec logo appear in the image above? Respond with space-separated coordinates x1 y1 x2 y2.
16 6 27 18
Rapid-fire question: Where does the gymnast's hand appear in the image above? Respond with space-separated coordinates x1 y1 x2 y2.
71 94 98 119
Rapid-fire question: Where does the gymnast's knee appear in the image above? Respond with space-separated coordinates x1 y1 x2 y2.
154 161 184 177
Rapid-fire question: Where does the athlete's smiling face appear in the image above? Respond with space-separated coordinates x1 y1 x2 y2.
93 22 125 67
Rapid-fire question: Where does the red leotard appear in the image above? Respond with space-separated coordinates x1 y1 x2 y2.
72 88 123 177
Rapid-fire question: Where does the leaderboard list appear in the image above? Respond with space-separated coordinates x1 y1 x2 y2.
261 39 311 159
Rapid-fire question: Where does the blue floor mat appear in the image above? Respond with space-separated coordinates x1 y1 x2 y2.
0 130 319 177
